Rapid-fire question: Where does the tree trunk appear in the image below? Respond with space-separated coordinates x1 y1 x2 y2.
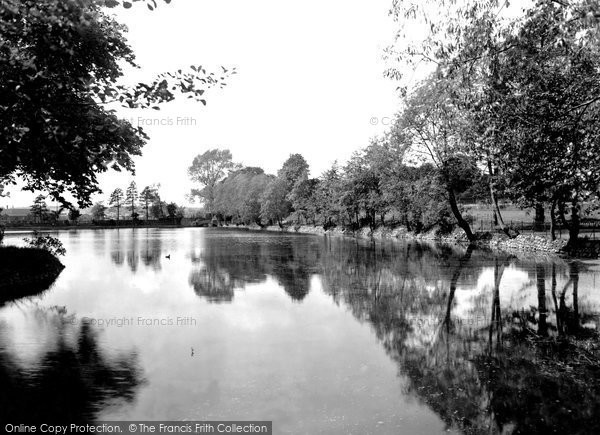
534 202 545 231
447 187 475 242
568 199 580 248
558 200 570 228
487 160 511 236
549 197 557 241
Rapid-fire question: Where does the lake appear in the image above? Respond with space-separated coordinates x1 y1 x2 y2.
1 228 599 434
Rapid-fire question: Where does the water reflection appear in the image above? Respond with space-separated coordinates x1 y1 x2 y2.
319 238 600 434
0 306 143 423
109 229 162 272
0 229 599 433
188 233 321 303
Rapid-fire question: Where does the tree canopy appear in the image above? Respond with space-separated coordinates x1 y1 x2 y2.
0 0 234 207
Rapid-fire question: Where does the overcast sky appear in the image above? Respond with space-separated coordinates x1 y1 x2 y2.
4 0 400 208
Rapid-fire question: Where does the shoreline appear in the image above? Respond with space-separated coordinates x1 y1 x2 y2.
225 224 600 259
2 223 185 234
0 246 64 305
4 222 599 259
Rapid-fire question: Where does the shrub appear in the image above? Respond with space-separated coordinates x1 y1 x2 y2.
23 231 66 257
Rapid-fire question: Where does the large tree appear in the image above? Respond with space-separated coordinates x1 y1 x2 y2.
388 0 600 246
0 0 233 207
278 153 309 191
188 149 236 214
30 194 49 224
91 202 107 221
260 178 290 228
393 76 477 241
109 188 124 223
213 167 272 226
314 163 343 229
140 185 159 221
125 181 138 219
491 1 600 246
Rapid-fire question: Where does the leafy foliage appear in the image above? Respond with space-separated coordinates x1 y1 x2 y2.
213 167 272 225
23 231 66 257
68 208 81 222
125 181 138 218
188 149 236 213
109 188 124 221
30 195 50 224
90 202 107 220
0 0 234 207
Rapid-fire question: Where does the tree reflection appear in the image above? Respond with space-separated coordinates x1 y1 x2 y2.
318 238 600 434
109 229 162 272
140 230 162 271
0 307 143 423
188 234 321 303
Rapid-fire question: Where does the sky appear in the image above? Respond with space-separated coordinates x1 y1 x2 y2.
4 0 401 208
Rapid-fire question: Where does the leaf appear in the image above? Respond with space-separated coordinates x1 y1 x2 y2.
123 1 132 8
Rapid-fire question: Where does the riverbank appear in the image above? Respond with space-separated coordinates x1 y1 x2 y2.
231 223 600 258
0 246 64 305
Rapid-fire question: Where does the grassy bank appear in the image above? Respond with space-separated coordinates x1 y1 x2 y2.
0 247 64 305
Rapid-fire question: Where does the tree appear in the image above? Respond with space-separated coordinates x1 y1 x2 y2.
278 154 309 191
490 1 600 246
260 178 290 228
288 178 319 225
151 201 165 219
188 149 235 214
125 181 138 219
388 0 600 246
91 202 107 221
0 0 234 207
140 185 159 221
30 195 49 224
166 202 178 218
109 188 124 223
255 153 310 226
68 208 81 224
166 202 184 223
393 76 476 241
212 167 272 226
315 163 344 229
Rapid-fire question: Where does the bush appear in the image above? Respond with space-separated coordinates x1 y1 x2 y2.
23 231 66 257
0 246 64 304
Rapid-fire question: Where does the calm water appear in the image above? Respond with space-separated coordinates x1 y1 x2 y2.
1 228 600 434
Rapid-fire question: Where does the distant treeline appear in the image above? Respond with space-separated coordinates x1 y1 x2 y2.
195 148 488 234
191 1 600 249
